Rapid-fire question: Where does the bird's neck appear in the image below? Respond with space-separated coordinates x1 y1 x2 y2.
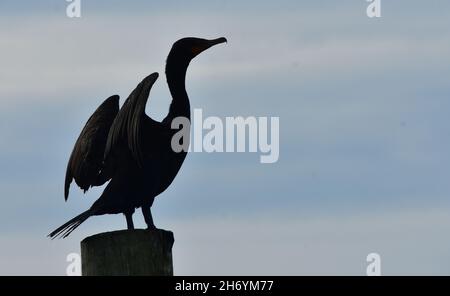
166 59 191 120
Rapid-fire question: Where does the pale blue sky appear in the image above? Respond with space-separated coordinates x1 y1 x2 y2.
1 0 450 275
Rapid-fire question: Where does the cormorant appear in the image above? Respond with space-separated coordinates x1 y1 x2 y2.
49 37 227 238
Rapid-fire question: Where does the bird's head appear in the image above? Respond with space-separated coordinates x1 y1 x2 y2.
167 37 227 66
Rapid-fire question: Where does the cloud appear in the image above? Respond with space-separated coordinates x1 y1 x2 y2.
1 207 449 275
1 1 450 275
171 207 450 275
1 7 449 103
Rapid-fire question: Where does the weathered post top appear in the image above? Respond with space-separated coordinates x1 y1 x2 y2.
81 229 174 276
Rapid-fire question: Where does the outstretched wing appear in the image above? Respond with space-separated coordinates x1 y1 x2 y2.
64 95 120 200
104 73 159 168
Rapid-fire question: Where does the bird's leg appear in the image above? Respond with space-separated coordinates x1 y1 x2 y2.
142 206 156 230
125 211 135 230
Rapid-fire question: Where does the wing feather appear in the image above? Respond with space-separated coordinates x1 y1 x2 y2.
104 73 159 167
64 95 119 200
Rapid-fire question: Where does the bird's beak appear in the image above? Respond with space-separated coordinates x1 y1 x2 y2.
207 37 228 47
192 37 227 55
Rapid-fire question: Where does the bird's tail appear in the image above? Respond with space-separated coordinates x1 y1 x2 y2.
48 209 92 239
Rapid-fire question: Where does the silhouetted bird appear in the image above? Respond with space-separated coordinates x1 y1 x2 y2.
49 37 227 238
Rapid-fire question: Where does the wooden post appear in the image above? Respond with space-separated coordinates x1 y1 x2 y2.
81 229 174 276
